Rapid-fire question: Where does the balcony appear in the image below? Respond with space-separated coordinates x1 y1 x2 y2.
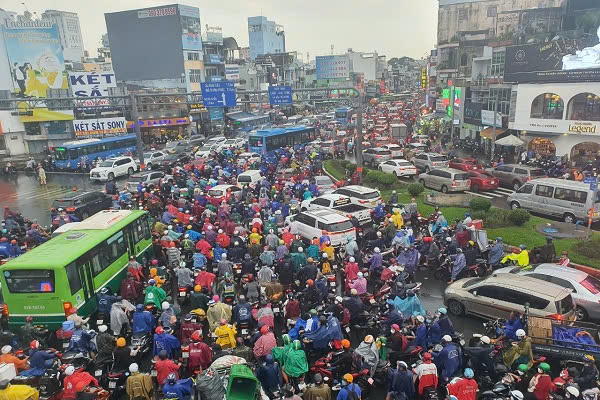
471 76 489 91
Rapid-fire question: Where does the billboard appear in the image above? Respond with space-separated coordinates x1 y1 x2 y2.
69 71 116 97
504 37 600 83
481 110 502 127
316 55 349 79
178 5 202 51
73 117 127 137
225 64 240 80
463 101 482 125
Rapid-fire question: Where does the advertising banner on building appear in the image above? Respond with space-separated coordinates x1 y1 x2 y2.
463 101 482 125
178 5 202 51
316 55 349 79
511 82 600 135
481 110 502 127
504 37 600 83
137 6 177 18
73 117 127 137
2 22 73 122
69 71 117 98
225 64 240 80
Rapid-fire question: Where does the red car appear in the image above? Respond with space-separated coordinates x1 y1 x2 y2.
467 170 499 192
448 158 483 171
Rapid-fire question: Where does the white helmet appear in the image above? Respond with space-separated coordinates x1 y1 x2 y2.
221 253 227 259
349 257 355 263
129 363 139 373
297 247 303 253
376 231 382 237
442 335 452 342
162 301 170 310
335 296 343 303
374 247 380 253
218 229 223 234
322 253 328 259
480 336 491 344
357 272 363 278
516 329 526 338
65 365 75 376
511 391 524 400
566 386 580 398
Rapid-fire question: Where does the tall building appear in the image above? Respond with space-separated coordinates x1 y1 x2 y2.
105 4 203 91
41 10 84 62
247 16 285 60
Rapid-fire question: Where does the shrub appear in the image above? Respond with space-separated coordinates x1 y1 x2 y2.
470 197 492 212
345 162 357 172
365 170 380 184
575 238 600 259
407 183 425 197
377 172 397 187
484 208 509 228
507 209 531 226
471 210 486 221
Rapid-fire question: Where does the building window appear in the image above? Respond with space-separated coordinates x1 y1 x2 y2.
458 8 469 21
489 88 511 115
491 50 505 76
189 69 202 83
249 24 262 32
530 93 564 120
567 93 600 121
187 52 200 61
487 6 497 17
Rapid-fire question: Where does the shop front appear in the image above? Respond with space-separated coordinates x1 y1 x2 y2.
127 117 190 145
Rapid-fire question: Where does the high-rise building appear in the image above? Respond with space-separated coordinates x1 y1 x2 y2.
105 4 204 91
247 16 285 60
41 10 84 62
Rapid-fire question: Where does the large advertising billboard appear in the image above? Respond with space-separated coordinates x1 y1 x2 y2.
2 21 73 121
316 55 349 79
178 5 202 51
504 35 600 83
73 117 127 137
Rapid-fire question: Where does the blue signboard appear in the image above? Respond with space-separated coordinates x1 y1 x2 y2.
584 176 597 184
591 182 598 191
209 107 224 121
268 85 293 105
200 81 236 107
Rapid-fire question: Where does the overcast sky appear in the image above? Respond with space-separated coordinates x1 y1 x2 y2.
18 0 437 61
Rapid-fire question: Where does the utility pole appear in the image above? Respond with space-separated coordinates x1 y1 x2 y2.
354 95 364 184
490 91 499 164
129 93 144 166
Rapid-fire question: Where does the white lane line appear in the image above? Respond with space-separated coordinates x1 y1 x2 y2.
495 188 515 194
24 189 72 200
465 191 494 199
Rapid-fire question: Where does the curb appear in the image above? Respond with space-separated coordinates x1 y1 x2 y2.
322 163 342 184
505 244 600 278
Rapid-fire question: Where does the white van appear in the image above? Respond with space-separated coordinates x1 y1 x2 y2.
237 170 262 187
507 178 600 223
288 209 356 247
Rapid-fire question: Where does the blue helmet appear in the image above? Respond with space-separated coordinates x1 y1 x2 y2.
464 368 474 378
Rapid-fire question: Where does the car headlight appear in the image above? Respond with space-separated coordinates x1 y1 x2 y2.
445 288 456 294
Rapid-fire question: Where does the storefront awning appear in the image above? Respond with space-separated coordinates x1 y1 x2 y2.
480 127 507 139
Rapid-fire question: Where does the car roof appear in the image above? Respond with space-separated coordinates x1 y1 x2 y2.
503 263 588 280
315 175 332 180
429 167 465 174
390 158 411 163
56 191 95 200
303 208 349 222
210 184 238 191
503 164 543 170
423 152 444 157
340 185 379 194
238 170 261 176
368 147 389 151
528 178 593 190
318 193 348 201
483 273 571 298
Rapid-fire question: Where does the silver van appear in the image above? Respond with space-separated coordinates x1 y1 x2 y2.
507 178 600 223
418 168 471 193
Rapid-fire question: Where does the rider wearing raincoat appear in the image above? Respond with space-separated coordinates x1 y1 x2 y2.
144 280 166 308
282 340 308 381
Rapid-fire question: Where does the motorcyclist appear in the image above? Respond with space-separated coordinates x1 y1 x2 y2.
447 368 479 400
114 337 137 371
345 236 359 258
144 279 167 309
449 248 467 283
529 362 554 400
463 240 479 266
355 335 379 377
66 321 96 359
503 329 533 368
190 286 211 311
232 295 253 328
257 354 282 397
253 325 277 361
96 324 115 362
343 289 364 321
120 272 143 303
534 236 556 263
245 273 261 302
163 372 191 399
214 319 237 350
110 300 131 336
62 365 99 400
206 296 232 332
414 352 438 396
159 301 176 330
188 330 212 373
153 326 181 358
501 244 530 268
432 335 461 382
179 314 202 344
282 340 308 385
195 266 216 292
0 379 39 399
175 261 194 290
154 350 180 387
133 304 155 335
28 340 58 373
575 355 599 391
126 363 153 400
437 307 454 337
386 361 415 400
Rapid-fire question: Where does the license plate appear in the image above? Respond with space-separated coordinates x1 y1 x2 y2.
368 378 374 385
109 381 116 389
369 298 376 304
235 269 241 274
298 382 306 391
96 320 103 325
273 308 280 313
345 326 350 333
95 370 102 377
330 282 336 287
182 352 189 358
179 292 186 297
62 342 69 348
151 370 157 377
333 264 338 269
242 329 248 334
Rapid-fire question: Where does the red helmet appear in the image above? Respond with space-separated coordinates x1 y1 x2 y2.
30 340 40 350
220 319 227 326
152 259 158 266
169 242 176 248
191 330 202 342
155 326 164 334
307 279 314 287
10 240 16 245
260 325 269 335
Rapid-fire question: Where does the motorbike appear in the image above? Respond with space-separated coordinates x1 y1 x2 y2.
107 369 128 397
3 165 16 177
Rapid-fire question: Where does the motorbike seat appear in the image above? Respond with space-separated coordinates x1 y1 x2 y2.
133 331 149 339
475 258 487 264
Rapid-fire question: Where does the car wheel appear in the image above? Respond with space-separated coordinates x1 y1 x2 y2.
441 185 448 194
510 201 520 210
393 171 399 179
146 163 152 170
425 166 430 173
512 180 521 191
575 306 588 321
108 172 115 181
563 213 576 224
472 184 479 192
447 300 465 316
127 167 134 176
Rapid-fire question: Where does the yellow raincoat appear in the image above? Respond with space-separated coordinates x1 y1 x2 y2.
207 302 232 331
322 245 334 261
0 384 39 400
502 250 530 268
391 210 404 229
503 336 534 368
215 323 237 349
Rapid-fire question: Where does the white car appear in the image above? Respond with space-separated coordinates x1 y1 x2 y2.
379 159 417 177
90 156 137 181
195 145 218 159
383 144 404 158
237 152 261 166
332 185 382 209
217 138 246 151
136 150 166 169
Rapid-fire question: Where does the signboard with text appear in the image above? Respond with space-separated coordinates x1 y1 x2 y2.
225 64 240 80
481 110 502 127
126 117 189 128
463 101 482 125
73 117 127 137
316 55 349 79
209 107 224 120
200 81 236 107
138 6 177 18
268 85 293 105
69 71 117 98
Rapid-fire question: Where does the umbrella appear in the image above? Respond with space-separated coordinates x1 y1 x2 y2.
495 134 524 146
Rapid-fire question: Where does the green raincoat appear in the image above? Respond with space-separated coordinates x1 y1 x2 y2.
283 340 308 378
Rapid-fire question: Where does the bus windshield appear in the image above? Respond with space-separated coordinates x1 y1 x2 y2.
335 111 347 118
248 136 263 147
55 147 69 160
4 270 55 293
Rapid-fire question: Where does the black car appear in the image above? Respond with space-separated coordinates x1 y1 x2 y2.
160 153 191 168
52 191 112 220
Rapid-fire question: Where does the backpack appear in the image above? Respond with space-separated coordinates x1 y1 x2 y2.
346 384 360 400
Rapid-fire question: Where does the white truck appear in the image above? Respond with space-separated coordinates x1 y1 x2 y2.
300 194 371 226
390 123 408 142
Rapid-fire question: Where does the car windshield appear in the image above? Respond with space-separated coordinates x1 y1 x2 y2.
580 276 600 294
208 189 224 197
197 147 212 152
324 220 354 232
397 161 413 166
316 177 333 185
462 277 485 288
530 169 545 177
356 191 379 200
165 142 178 149
376 150 392 155
556 294 574 315
143 152 152 159
431 156 447 162
237 176 252 183
99 161 113 167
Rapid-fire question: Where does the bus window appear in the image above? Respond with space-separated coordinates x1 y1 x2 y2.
55 147 69 160
66 262 82 295
69 148 80 159
90 253 104 276
142 216 151 239
4 269 55 293
248 137 263 147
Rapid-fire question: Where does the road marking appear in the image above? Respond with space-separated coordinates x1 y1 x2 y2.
465 191 494 199
495 188 515 194
24 188 73 200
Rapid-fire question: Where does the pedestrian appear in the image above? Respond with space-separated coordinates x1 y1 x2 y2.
38 165 46 185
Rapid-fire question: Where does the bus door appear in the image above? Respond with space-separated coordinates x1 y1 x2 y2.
77 257 96 308
125 226 137 257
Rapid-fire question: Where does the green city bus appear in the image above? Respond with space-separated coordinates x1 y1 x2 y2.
0 210 154 329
